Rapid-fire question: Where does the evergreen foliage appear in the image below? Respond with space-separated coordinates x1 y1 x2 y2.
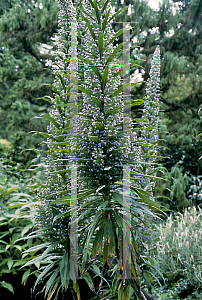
0 0 59 150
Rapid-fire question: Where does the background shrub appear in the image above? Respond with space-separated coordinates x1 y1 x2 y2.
0 159 44 299
148 206 202 298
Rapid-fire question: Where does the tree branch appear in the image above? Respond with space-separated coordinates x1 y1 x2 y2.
22 37 46 68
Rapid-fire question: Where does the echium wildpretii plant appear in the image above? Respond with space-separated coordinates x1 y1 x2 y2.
20 1 165 300
134 46 164 250
139 45 161 198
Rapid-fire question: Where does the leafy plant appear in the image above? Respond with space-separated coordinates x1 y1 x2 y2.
149 206 202 294
0 158 47 297
0 174 44 297
18 1 167 299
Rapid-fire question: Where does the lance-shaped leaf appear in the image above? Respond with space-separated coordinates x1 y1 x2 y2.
93 0 101 25
82 272 94 292
77 55 102 81
104 214 111 245
103 240 109 267
29 131 58 142
101 0 111 14
98 31 104 59
49 195 71 205
76 84 94 98
78 10 97 43
44 267 60 298
107 27 131 47
106 42 124 65
112 59 142 78
92 224 104 256
109 81 142 99
108 221 115 256
108 6 129 23
73 281 80 300
94 122 104 130
82 210 103 267
101 65 109 92
89 136 101 143
91 96 102 109
43 113 61 129
102 6 111 32
37 96 54 106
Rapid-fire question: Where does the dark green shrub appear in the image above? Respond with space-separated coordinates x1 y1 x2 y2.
0 163 44 298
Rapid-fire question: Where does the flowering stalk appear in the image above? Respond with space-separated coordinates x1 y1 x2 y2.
134 46 164 253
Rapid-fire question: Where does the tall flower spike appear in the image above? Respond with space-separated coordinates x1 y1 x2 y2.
136 45 161 199
133 46 161 252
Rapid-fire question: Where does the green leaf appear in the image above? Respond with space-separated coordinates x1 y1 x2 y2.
55 95 62 116
21 224 33 237
44 267 60 299
76 85 93 98
101 65 109 92
0 282 14 294
7 187 18 193
91 96 102 109
108 222 115 256
196 133 202 138
82 211 103 266
106 42 124 65
143 271 154 284
102 6 111 32
89 136 100 143
7 258 13 270
73 281 80 300
49 84 60 95
43 113 61 129
98 31 103 59
107 27 131 47
96 185 106 193
78 10 97 43
56 129 64 142
14 245 22 251
111 191 123 206
143 272 152 294
101 0 111 14
108 6 129 24
92 225 104 256
82 272 94 291
77 189 97 201
104 214 112 244
20 255 42 268
112 60 141 78
23 242 52 253
93 0 101 25
60 251 69 289
103 240 108 267
37 96 54 106
77 55 102 80
105 107 119 119
115 46 140 60
50 195 71 205
22 269 30 284
94 122 104 130
33 262 56 291
109 82 130 98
